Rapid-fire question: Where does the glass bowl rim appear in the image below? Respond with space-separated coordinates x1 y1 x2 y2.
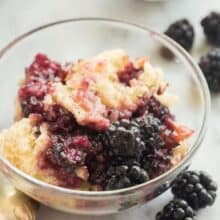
0 17 210 197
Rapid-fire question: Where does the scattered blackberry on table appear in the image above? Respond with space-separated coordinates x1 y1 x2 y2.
199 48 220 92
105 165 149 190
156 199 196 220
201 12 220 46
172 170 218 210
104 119 145 160
165 19 195 51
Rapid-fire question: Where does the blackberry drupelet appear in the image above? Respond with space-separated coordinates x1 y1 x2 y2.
105 165 149 190
165 19 195 51
172 171 218 210
201 12 220 45
199 48 220 92
156 199 196 220
104 119 145 160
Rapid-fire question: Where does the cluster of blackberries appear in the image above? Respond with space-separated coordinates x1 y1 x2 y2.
105 165 149 190
103 114 172 190
156 170 218 220
164 12 220 92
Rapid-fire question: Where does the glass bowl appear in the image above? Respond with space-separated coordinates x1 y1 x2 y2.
0 18 210 215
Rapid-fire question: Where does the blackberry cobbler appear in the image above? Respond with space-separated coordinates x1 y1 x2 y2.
0 50 193 191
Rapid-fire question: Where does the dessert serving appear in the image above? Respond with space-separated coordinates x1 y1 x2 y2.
0 49 193 191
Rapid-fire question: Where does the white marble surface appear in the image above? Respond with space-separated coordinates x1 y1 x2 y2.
1 0 220 219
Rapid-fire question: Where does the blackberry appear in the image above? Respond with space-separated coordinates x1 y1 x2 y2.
44 104 78 133
133 97 172 120
172 171 218 210
201 12 220 45
118 62 141 86
137 114 164 152
156 199 196 220
86 134 109 186
141 149 172 178
25 53 67 83
109 157 140 167
146 97 173 122
21 96 44 117
128 165 149 183
165 19 194 51
46 135 90 169
104 119 145 160
19 54 67 118
105 165 149 190
138 114 161 136
199 48 220 92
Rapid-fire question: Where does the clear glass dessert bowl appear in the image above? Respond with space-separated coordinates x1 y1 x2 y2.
0 18 210 215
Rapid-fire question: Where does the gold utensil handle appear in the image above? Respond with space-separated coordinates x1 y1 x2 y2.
0 173 39 220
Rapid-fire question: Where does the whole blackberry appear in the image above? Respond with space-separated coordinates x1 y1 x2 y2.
201 12 220 45
156 199 196 220
199 48 220 92
138 114 161 137
105 165 149 190
104 119 145 160
172 171 218 210
165 19 194 51
136 114 164 152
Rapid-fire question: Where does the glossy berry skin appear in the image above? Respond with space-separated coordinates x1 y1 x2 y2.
136 114 164 153
104 119 145 160
165 19 194 51
105 165 149 190
201 12 220 46
172 171 218 210
199 48 220 92
156 199 196 220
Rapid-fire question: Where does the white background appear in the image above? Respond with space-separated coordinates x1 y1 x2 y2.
1 0 220 219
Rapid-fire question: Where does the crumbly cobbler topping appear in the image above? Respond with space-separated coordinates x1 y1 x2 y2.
0 50 193 191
